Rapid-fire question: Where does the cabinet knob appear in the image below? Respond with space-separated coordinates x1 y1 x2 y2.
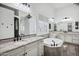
23 52 27 56
23 54 25 56
25 52 27 54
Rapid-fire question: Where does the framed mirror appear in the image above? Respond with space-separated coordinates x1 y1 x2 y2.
75 21 79 29
19 16 29 36
68 23 72 32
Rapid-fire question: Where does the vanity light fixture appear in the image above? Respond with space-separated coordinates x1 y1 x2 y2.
26 14 32 19
1 23 4 25
64 17 68 19
22 3 28 6
48 18 55 22
14 3 31 13
64 17 70 19
52 17 54 19
61 17 72 22
22 3 30 7
22 3 32 19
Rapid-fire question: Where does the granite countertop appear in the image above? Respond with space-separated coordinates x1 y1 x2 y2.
52 31 79 35
0 37 45 55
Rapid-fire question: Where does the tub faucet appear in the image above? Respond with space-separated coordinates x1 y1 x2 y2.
52 40 55 46
19 34 25 40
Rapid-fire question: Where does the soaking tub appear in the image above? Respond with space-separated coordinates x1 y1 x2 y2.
44 38 63 47
44 38 64 56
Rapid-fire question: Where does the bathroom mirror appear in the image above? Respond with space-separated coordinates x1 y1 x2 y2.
54 24 57 31
68 23 72 32
49 24 51 29
75 21 79 29
19 16 29 36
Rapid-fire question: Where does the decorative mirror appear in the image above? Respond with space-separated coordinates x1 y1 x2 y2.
75 21 79 29
68 23 72 32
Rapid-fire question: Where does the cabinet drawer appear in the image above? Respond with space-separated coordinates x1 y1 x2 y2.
26 46 38 56
2 46 24 56
72 35 79 40
24 41 38 56
65 39 72 42
72 40 79 44
64 35 72 42
24 41 38 52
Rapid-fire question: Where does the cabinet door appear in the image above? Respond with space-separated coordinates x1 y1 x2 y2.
59 34 65 41
64 35 72 43
73 40 79 44
72 35 79 44
38 40 44 56
24 41 38 56
26 47 38 56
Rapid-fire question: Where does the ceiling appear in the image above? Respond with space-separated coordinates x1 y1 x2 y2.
50 3 73 9
31 3 73 9
30 3 74 18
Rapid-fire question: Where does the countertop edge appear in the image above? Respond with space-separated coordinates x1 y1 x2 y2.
0 37 46 55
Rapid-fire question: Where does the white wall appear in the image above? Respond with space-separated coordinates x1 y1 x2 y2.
19 6 37 35
55 4 79 32
30 3 55 35
0 7 14 39
19 3 56 35
19 11 30 35
36 14 49 35
29 6 37 34
31 3 55 18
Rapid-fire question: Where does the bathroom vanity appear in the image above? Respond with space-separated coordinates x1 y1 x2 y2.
0 37 45 56
50 32 79 45
0 4 49 56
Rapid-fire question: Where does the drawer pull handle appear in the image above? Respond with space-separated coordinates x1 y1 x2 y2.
25 52 27 54
23 54 25 56
23 52 27 56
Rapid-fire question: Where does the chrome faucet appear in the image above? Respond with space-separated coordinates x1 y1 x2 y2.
52 40 55 46
19 34 25 40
